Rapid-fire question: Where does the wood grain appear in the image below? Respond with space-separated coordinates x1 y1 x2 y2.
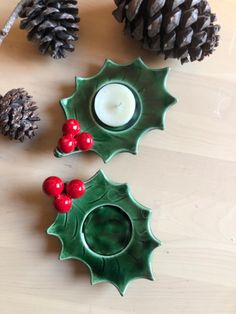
0 1 235 313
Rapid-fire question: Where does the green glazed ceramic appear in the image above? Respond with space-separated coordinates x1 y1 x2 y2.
54 58 176 162
47 170 160 295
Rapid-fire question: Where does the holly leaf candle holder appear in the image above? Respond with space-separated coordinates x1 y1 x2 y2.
54 58 177 162
47 170 160 295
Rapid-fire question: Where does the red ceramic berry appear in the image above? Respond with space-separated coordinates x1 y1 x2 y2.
77 132 94 151
54 194 72 213
62 119 81 136
43 176 64 197
58 134 76 154
66 179 86 199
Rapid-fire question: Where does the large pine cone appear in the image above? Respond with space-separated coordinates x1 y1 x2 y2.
20 0 80 59
113 0 220 64
0 89 40 142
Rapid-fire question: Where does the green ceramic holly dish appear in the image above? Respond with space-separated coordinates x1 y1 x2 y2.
47 170 160 295
54 58 176 162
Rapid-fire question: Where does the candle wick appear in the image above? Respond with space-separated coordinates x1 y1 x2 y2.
115 102 122 108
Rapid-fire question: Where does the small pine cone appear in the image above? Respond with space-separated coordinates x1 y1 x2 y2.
113 0 220 64
0 89 40 142
20 0 80 59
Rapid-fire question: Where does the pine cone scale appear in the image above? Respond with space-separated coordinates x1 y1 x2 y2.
148 13 162 37
148 0 166 17
126 0 144 21
164 8 182 33
181 8 198 28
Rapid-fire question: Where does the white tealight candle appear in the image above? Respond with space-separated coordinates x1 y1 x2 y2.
94 83 136 128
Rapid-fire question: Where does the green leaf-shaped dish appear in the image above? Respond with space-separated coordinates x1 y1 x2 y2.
55 58 177 162
47 170 160 295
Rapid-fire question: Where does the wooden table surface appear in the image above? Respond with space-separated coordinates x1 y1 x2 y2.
0 1 235 313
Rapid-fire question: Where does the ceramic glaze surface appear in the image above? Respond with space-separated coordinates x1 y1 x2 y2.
83 205 132 256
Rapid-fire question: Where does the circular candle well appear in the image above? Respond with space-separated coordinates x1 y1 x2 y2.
93 84 138 129
82 205 132 256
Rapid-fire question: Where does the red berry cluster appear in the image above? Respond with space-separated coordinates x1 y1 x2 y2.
43 176 86 213
58 119 94 154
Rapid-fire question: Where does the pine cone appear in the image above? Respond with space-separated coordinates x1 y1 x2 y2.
20 0 80 59
113 0 220 64
0 89 40 142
